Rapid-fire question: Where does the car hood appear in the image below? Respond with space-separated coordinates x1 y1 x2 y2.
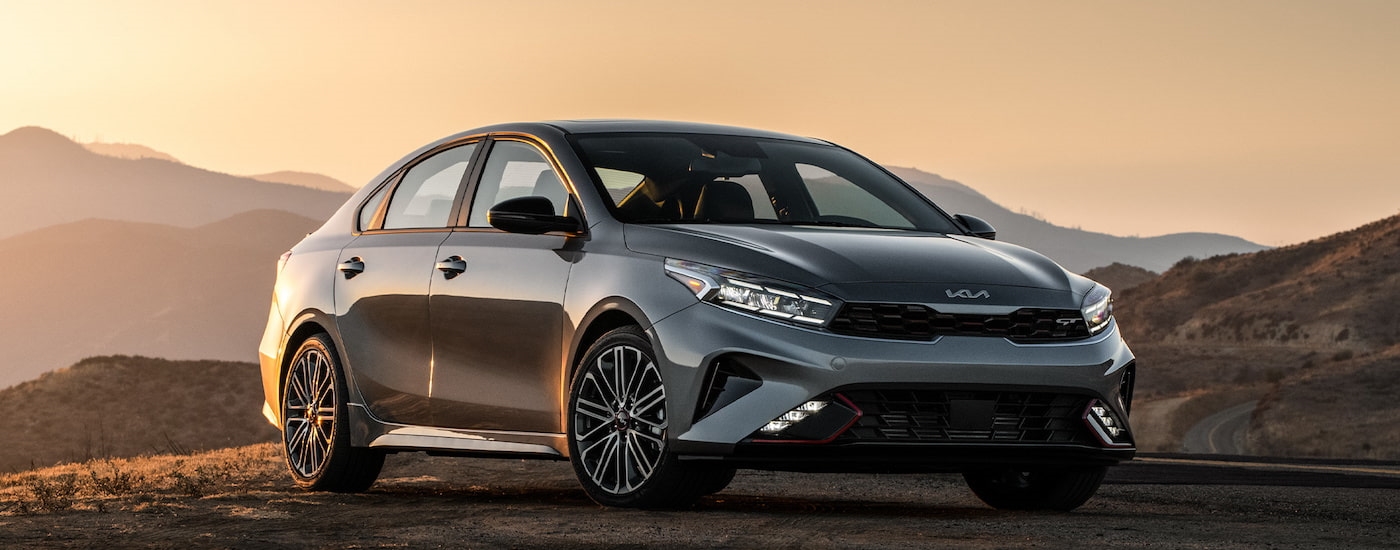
624 224 1087 304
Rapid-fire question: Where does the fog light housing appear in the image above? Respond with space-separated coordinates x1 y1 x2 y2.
752 394 862 443
760 400 829 434
1083 398 1133 448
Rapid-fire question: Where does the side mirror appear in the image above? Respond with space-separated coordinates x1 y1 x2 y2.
487 196 582 235
954 214 996 240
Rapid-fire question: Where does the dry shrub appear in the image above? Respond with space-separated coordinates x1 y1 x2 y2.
1249 347 1400 459
0 443 283 515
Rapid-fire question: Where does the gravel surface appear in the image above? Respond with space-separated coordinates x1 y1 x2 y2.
3 452 1399 549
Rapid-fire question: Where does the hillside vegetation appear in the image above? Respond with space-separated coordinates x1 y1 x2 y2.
0 356 276 473
1118 213 1400 457
1120 214 1400 348
1082 262 1158 292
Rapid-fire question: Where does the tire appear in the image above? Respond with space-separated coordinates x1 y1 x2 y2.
281 334 384 492
963 466 1107 511
567 326 717 508
696 467 737 496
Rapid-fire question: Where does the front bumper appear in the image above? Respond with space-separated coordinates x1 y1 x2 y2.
649 302 1136 469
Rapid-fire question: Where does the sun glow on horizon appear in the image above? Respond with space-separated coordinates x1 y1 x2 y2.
4 0 1400 246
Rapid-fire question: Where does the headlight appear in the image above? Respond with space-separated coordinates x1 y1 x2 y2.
664 259 837 326
1081 284 1113 335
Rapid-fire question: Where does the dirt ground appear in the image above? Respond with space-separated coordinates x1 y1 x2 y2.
3 444 1399 549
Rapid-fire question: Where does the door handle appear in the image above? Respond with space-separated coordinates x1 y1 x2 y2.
436 256 466 279
338 257 365 279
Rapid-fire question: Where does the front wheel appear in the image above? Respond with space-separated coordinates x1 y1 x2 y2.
567 326 724 508
281 334 384 492
963 466 1107 511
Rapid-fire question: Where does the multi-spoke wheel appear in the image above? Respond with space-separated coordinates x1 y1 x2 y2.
963 466 1107 511
567 326 732 508
281 334 383 492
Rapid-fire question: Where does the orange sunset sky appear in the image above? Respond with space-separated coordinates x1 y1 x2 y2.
2 0 1398 245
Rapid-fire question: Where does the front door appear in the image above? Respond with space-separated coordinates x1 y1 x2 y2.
428 139 580 432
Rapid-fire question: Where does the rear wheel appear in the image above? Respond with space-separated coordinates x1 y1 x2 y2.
568 326 721 508
281 334 384 492
963 466 1107 511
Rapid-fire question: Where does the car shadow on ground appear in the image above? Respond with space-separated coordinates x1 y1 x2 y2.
354 480 1008 519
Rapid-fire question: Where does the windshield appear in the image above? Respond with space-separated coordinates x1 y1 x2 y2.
570 133 960 233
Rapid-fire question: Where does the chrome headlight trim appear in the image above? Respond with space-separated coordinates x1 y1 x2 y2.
1081 284 1113 335
665 258 839 327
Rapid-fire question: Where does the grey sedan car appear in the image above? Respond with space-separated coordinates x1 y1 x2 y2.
258 120 1136 510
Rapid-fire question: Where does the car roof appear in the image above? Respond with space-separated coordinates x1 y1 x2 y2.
537 119 830 144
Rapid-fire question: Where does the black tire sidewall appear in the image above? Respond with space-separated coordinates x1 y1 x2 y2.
964 466 1107 511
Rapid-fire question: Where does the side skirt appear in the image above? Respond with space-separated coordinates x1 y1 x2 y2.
348 403 567 458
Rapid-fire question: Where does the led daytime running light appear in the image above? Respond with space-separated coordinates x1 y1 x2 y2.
760 400 829 434
665 259 837 327
1083 398 1132 447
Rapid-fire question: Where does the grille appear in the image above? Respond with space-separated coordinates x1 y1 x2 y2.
828 303 1090 342
838 389 1095 445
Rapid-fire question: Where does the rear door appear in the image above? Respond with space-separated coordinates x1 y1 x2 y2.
427 138 581 432
335 141 480 425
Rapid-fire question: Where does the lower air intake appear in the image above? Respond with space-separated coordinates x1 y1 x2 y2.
837 389 1098 445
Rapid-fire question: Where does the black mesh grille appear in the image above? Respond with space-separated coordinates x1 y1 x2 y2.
838 389 1095 445
828 303 1091 342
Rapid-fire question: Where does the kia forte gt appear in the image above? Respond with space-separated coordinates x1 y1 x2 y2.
258 120 1136 510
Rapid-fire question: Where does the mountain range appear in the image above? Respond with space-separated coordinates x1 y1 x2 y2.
2 126 1262 272
247 170 357 192
82 141 182 163
0 126 347 240
887 168 1268 272
0 210 320 388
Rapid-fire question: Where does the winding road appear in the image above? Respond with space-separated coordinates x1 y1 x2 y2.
1183 400 1257 454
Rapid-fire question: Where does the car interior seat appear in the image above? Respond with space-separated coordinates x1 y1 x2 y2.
693 180 754 221
531 169 567 215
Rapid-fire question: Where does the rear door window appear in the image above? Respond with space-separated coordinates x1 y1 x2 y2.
382 143 478 230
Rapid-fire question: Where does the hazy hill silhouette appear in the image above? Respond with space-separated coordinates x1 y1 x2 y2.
0 355 275 472
887 167 1268 272
83 141 181 163
0 210 321 389
4 126 1263 272
0 126 348 239
249 170 356 192
1082 263 1159 292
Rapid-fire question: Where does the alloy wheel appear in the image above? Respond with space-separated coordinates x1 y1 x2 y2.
572 344 668 495
283 346 337 478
